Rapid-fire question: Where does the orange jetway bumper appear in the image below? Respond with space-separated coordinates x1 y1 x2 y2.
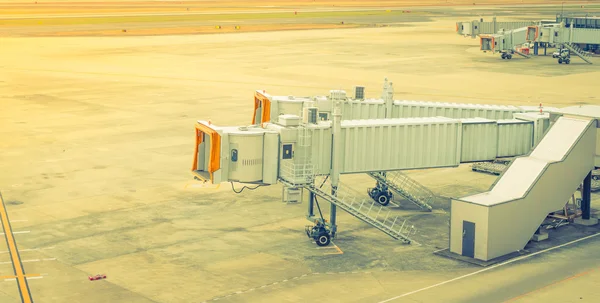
191 121 221 184
252 90 272 125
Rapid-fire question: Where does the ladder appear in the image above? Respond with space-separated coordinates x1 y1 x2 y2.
306 177 416 244
368 171 434 211
563 43 593 64
513 48 531 58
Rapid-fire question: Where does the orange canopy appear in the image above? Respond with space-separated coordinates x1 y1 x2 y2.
252 91 271 125
192 122 221 180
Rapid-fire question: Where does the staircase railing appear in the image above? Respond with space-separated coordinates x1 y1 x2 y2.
369 171 434 211
563 43 593 64
307 176 416 243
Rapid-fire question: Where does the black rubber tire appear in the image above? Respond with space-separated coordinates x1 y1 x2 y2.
501 54 506 59
566 59 570 64
376 192 391 206
508 55 512 59
316 233 331 246
558 58 563 64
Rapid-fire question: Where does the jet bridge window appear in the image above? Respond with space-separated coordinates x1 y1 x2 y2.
282 144 293 159
231 149 238 162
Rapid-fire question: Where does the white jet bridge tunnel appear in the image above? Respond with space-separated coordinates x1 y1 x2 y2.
190 80 598 261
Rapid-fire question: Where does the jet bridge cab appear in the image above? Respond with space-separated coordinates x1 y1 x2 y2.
191 121 280 185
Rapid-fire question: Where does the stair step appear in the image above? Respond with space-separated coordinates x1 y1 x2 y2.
308 180 414 243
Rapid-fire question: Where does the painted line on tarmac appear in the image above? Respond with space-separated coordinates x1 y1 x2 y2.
202 269 379 302
0 231 30 235
0 258 56 265
0 247 55 254
377 232 600 303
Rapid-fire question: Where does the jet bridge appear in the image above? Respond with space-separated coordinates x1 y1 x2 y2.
191 82 588 256
480 26 535 59
477 20 599 63
252 79 552 125
456 17 537 38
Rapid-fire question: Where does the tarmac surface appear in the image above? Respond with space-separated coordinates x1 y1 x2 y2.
1 1 600 302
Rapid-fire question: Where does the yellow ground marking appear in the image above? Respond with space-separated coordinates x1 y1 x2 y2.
0 273 42 279
0 192 34 303
316 242 344 255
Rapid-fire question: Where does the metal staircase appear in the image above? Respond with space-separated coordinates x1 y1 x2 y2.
306 176 416 244
368 171 434 212
513 48 531 58
563 43 593 64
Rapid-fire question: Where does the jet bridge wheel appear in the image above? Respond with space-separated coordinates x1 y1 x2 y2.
316 233 331 247
375 192 392 206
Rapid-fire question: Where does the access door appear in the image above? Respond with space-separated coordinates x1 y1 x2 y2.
462 221 475 258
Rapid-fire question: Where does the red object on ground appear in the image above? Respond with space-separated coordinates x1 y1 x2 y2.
89 274 107 281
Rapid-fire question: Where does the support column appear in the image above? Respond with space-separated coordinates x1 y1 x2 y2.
582 171 592 220
308 191 315 218
575 171 597 226
544 43 547 56
329 99 342 237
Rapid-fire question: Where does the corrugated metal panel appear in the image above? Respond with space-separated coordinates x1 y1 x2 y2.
392 100 520 120
460 119 498 162
475 21 534 35
262 132 279 184
571 28 600 43
342 100 386 120
513 112 551 146
309 125 332 175
339 117 461 173
497 120 534 157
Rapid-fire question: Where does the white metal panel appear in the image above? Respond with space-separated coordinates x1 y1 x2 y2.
460 119 498 162
228 132 264 183
513 112 551 146
497 120 534 157
392 100 520 120
339 117 461 173
265 123 296 142
571 28 600 44
342 100 385 120
309 124 332 175
277 100 305 117
262 132 279 184
529 117 592 161
463 157 547 205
